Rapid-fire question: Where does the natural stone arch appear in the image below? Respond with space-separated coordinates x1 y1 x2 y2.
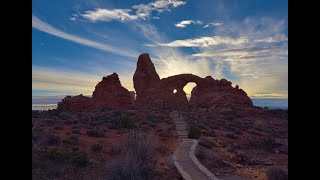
133 53 253 109
134 74 204 109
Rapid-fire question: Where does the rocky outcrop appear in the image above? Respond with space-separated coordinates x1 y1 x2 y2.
57 94 91 111
58 53 253 111
133 54 253 109
133 53 160 97
92 73 132 107
189 77 253 108
57 73 132 111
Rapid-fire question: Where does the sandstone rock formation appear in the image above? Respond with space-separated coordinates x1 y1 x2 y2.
189 76 253 108
57 73 132 111
133 53 253 109
92 73 132 107
58 53 253 111
133 53 160 97
57 94 90 111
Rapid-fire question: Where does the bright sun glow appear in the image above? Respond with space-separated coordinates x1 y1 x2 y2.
183 82 197 96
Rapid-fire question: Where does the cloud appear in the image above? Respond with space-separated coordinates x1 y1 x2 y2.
32 15 137 58
81 8 139 22
175 20 203 28
133 22 222 84
143 17 287 99
32 64 134 97
191 46 288 59
81 0 186 22
148 36 249 47
203 22 223 28
32 104 58 110
32 65 100 95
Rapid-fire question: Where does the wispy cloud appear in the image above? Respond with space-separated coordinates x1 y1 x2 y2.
191 46 288 59
175 20 203 28
133 22 222 83
80 0 186 22
32 65 100 95
81 8 138 22
32 15 137 58
203 22 223 28
147 36 249 47
142 17 287 99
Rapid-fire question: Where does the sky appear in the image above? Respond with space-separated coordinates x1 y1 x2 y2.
32 0 288 110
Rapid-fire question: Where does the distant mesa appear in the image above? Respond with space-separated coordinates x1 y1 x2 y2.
57 53 253 111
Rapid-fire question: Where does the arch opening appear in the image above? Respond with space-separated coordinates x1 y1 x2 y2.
183 82 197 102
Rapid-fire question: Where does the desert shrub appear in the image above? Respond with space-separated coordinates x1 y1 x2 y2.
198 137 214 148
155 129 163 133
168 126 176 131
108 157 143 180
146 112 159 123
72 120 79 124
266 166 288 180
86 128 104 137
40 146 89 168
70 151 89 167
101 107 112 112
108 131 156 179
59 111 71 120
46 134 61 145
111 144 122 156
233 109 245 118
53 125 63 130
62 138 78 147
89 122 98 126
188 125 201 139
262 137 276 152
91 143 103 152
159 132 170 138
71 129 81 134
211 155 230 168
254 120 267 131
148 122 157 128
197 124 206 129
249 157 262 165
111 116 135 129
234 129 243 135
42 148 66 162
65 120 73 125
232 150 249 164
226 133 237 139
156 145 169 155
69 134 80 143
195 147 207 160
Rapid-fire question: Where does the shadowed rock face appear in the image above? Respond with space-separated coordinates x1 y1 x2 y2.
133 54 253 109
92 73 132 107
58 53 253 111
57 73 132 111
133 53 160 97
189 76 253 108
57 94 91 111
